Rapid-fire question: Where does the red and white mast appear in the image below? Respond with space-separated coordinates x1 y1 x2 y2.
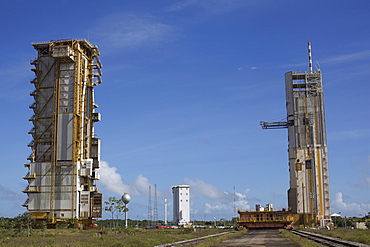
308 42 313 73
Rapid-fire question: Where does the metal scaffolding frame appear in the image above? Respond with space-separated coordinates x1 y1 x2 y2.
23 39 103 223
260 43 330 226
285 70 330 225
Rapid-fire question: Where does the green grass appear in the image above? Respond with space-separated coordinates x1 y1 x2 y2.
279 229 322 247
0 227 238 247
299 228 370 245
195 229 246 247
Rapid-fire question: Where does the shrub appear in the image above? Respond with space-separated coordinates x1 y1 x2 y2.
117 227 139 235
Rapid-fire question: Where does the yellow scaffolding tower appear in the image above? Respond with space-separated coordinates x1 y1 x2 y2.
23 39 103 224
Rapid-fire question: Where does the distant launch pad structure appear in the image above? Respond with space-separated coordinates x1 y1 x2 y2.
23 39 103 223
261 43 330 226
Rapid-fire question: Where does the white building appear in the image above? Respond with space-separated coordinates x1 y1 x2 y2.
172 185 190 225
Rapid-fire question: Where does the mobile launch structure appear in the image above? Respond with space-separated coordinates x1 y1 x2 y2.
261 43 331 226
23 39 103 224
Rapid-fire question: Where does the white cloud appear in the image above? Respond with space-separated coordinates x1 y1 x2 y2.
99 170 253 216
205 202 229 213
237 66 257 71
358 177 370 189
0 60 33 101
183 178 225 199
183 178 251 214
205 191 250 214
332 192 370 216
322 50 370 65
280 50 370 70
91 14 176 50
99 160 163 197
99 161 131 195
0 185 23 201
354 156 370 189
166 0 197 11
131 174 153 196
234 192 250 211
329 128 370 140
167 0 252 15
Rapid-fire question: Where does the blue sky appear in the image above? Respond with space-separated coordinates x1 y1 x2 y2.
1 0 370 221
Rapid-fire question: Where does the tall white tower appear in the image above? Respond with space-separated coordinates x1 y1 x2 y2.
172 185 190 225
23 39 103 223
285 68 330 225
260 43 330 226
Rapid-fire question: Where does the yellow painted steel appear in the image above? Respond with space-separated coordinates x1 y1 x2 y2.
32 212 49 219
25 40 103 223
314 97 324 217
238 216 294 223
303 96 314 215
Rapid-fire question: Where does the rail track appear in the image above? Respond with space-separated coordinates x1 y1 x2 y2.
156 229 370 247
154 231 234 247
292 230 370 247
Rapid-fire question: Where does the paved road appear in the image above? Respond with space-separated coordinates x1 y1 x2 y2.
212 229 300 247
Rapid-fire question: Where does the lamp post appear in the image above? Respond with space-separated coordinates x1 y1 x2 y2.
121 193 131 228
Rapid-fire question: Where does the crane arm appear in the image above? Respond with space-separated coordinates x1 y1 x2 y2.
260 120 293 129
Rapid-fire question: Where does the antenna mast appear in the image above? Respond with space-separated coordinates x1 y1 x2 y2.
233 186 236 218
154 184 158 226
308 42 313 73
148 185 152 228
